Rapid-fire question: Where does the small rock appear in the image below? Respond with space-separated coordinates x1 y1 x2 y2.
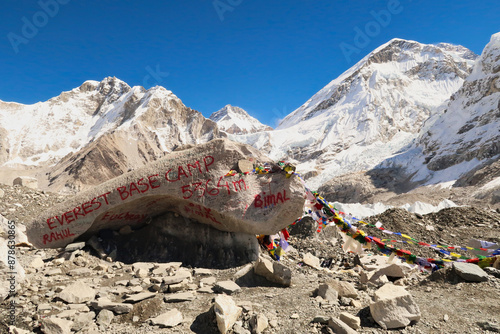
339 297 352 306
339 312 361 330
201 276 217 286
94 263 109 272
233 263 253 280
58 281 96 304
369 283 421 329
443 314 449 322
483 267 500 279
132 262 155 272
164 292 196 303
253 256 291 286
328 317 357 334
67 267 92 276
233 323 251 334
477 321 500 332
169 281 188 293
64 242 86 252
41 317 73 334
493 256 500 270
90 299 133 314
71 312 96 331
38 303 52 311
250 313 269 334
290 313 299 319
163 271 192 285
8 326 30 334
303 252 321 269
96 309 114 327
149 308 183 328
453 262 489 282
124 292 156 303
45 268 62 276
213 294 242 334
128 278 142 286
238 159 254 173
350 299 362 308
198 286 214 294
194 268 213 276
135 268 148 278
68 304 90 311
129 286 143 293
331 280 358 298
30 256 45 269
214 280 241 295
317 284 338 302
56 309 77 319
73 256 88 267
312 315 330 324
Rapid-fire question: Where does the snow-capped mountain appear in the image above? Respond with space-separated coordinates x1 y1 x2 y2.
383 32 500 189
231 39 478 188
0 77 222 192
209 104 272 134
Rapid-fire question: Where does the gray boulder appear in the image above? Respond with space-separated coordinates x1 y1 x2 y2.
453 262 489 282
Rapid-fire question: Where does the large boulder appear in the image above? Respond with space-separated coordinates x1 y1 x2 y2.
369 283 421 329
26 139 306 248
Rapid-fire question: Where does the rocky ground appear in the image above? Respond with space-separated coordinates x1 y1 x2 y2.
0 183 500 334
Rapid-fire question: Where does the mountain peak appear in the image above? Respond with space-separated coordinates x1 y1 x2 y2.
209 105 272 135
211 104 248 121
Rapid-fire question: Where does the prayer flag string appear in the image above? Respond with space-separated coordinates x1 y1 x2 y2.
225 162 499 270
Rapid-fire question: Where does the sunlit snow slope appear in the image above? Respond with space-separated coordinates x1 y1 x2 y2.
382 32 500 188
230 39 477 188
209 104 272 135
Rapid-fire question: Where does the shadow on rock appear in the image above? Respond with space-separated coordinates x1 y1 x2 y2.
190 306 219 334
90 211 260 269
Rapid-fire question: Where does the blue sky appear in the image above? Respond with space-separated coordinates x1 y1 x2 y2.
0 0 499 127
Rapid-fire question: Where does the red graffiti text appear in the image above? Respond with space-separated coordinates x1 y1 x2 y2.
181 176 247 199
184 203 221 225
46 192 111 230
254 189 290 208
42 228 75 244
116 174 161 201
165 156 214 183
101 211 148 222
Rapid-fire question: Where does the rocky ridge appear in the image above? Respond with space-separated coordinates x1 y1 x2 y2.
0 77 223 193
